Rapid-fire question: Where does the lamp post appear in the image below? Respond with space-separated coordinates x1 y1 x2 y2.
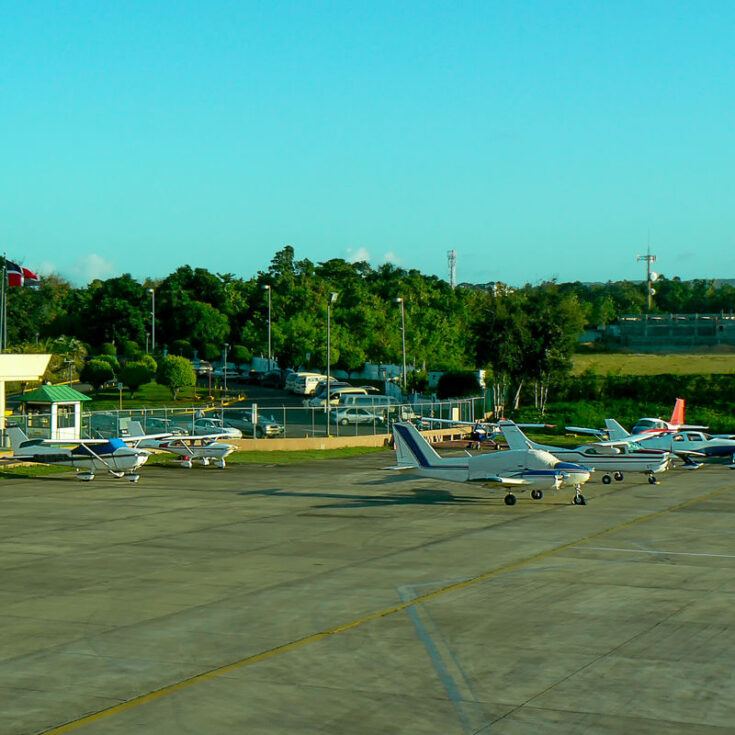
263 284 272 369
395 297 407 390
223 342 230 394
326 292 338 436
147 288 156 353
63 358 74 385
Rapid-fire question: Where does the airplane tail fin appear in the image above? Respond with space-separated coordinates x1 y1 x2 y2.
497 421 536 451
604 419 630 441
7 426 29 453
392 422 443 467
670 398 685 426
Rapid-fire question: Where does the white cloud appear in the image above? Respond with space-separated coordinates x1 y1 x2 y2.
346 247 371 263
383 251 403 265
66 254 118 284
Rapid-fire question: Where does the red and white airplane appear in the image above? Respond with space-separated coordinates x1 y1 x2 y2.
629 398 707 435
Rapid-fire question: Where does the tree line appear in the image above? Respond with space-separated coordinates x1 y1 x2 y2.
4 247 735 402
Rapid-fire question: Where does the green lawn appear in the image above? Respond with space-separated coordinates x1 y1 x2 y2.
573 353 735 376
86 382 245 411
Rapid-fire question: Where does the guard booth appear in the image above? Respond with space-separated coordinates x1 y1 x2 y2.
18 385 91 441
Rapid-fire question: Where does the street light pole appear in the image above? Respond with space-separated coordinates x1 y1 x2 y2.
223 343 229 394
263 285 272 369
395 297 407 390
147 288 156 353
326 292 338 436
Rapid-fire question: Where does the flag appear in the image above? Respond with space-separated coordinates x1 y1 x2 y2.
21 267 39 286
4 260 23 287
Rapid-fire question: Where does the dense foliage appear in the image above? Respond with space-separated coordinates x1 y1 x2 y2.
5 247 735 402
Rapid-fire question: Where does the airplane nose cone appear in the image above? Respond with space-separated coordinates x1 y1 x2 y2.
555 461 591 484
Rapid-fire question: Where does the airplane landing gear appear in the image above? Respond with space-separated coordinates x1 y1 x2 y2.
215 458 226 469
504 493 517 506
201 457 210 466
572 485 586 505
531 489 543 500
602 474 612 485
182 460 193 469
648 474 659 485
79 473 94 482
128 474 140 483
614 471 624 481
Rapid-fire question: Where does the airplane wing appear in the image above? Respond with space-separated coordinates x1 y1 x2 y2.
678 424 710 431
29 438 113 445
565 425 608 438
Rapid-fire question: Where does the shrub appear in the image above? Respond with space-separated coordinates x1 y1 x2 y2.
95 354 120 374
156 355 196 399
119 361 153 398
100 342 117 357
81 359 115 391
200 343 220 361
140 354 157 374
230 345 252 364
437 371 482 399
171 339 193 357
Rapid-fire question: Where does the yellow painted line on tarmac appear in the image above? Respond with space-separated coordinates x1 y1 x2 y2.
40 483 734 734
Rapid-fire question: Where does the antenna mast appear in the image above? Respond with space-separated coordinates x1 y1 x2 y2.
447 249 457 289
636 246 658 312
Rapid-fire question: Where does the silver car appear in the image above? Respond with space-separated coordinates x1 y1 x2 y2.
223 410 285 438
329 407 386 426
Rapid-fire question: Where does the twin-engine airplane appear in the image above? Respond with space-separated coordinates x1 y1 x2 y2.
498 421 670 485
122 421 236 468
388 422 591 505
605 419 735 468
6 427 149 482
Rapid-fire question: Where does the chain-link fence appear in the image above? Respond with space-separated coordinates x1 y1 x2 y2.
2 396 485 445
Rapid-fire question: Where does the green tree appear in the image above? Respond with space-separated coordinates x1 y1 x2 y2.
230 345 252 364
156 355 196 399
119 361 154 398
95 354 120 374
140 354 157 374
81 359 115 391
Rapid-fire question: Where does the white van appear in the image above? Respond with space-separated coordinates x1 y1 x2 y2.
339 393 396 408
306 386 368 408
292 373 327 395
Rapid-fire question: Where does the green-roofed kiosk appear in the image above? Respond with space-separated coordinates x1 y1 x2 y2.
19 383 90 441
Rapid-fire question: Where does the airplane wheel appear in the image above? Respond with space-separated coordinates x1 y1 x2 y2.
648 475 657 485
129 474 140 483
573 494 586 505
79 474 94 482
504 494 517 506
182 460 193 469
531 489 543 500
602 474 612 485
202 458 210 466
614 472 624 482
216 459 226 469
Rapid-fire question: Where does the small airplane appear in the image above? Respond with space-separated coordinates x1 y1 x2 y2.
5 427 149 482
388 422 591 505
122 421 236 468
605 419 735 468
417 416 553 445
498 421 670 485
630 398 708 435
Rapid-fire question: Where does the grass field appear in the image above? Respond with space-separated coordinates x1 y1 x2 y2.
86 382 244 411
572 353 735 375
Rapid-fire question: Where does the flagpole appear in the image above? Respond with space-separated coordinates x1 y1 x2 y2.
0 257 5 354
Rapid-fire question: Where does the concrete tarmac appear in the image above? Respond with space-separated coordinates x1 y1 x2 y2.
1 454 735 734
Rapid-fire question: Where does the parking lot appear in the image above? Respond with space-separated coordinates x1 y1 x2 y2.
2 453 735 734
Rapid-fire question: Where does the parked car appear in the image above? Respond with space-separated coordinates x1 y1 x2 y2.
259 369 288 388
223 409 285 438
173 416 243 439
138 417 187 436
211 368 241 381
190 360 213 376
329 407 387 426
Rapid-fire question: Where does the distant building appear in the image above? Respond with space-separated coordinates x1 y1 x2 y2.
613 313 735 351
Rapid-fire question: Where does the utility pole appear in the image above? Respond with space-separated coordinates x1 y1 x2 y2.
263 284 272 369
326 292 338 436
147 288 156 353
395 297 407 390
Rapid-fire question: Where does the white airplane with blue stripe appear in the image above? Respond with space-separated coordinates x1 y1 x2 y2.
390 422 591 506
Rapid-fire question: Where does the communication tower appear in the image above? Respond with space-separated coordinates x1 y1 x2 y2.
636 247 658 312
447 249 457 289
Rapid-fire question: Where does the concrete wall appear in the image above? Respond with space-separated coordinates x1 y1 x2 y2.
229 427 468 452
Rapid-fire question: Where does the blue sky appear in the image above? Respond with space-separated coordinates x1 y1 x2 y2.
1 1 733 285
